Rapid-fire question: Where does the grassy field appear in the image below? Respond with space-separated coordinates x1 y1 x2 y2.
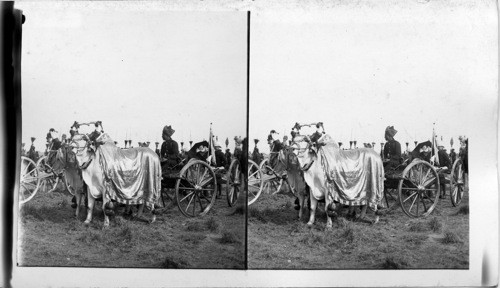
17 185 246 269
248 187 469 269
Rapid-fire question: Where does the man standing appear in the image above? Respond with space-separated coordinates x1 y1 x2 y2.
383 126 402 170
449 148 457 164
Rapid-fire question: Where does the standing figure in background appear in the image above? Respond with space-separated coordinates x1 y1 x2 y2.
382 126 402 171
214 141 227 169
449 148 457 164
160 125 181 173
225 148 232 166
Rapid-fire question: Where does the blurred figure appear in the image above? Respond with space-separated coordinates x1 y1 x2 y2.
449 148 457 164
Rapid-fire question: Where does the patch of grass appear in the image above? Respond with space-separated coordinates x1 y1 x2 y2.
220 230 240 244
428 217 442 233
231 205 246 215
205 217 219 232
117 226 133 242
248 207 289 225
408 221 427 232
455 205 469 215
179 232 206 245
185 221 204 232
60 197 69 208
161 257 187 269
441 231 461 244
401 234 428 246
381 256 408 269
77 230 102 244
339 226 355 244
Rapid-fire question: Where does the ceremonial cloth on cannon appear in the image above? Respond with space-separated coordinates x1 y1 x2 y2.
95 134 161 209
316 134 384 210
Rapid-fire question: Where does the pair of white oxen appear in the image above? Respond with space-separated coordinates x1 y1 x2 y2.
291 133 385 228
69 133 159 227
69 132 384 229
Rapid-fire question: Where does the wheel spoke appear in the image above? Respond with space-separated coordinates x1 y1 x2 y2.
196 193 205 212
179 190 195 203
408 192 418 214
402 190 418 204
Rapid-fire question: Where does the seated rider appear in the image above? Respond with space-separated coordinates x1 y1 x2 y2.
410 141 432 163
46 128 62 166
160 125 181 171
268 130 283 168
383 126 402 170
214 141 227 169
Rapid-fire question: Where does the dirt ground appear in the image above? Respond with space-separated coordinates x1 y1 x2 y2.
247 186 469 269
17 185 246 269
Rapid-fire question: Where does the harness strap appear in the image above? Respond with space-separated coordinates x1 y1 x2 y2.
79 158 93 170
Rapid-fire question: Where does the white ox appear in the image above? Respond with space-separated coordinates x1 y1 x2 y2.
71 133 160 227
292 134 384 228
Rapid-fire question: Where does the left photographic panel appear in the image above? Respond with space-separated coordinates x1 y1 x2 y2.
15 2 248 269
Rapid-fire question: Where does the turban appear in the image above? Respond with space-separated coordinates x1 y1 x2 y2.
162 125 175 139
385 126 397 138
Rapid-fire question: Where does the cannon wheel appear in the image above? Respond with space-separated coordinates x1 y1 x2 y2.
449 159 465 207
248 159 263 206
19 156 41 204
398 160 440 218
62 172 76 196
226 158 241 207
259 158 284 195
36 156 59 193
175 159 217 217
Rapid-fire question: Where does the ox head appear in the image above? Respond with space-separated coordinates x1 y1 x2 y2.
291 135 317 171
70 134 95 169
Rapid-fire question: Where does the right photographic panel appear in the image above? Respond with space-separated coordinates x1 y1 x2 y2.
247 2 496 271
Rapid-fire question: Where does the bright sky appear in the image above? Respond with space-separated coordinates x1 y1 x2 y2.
17 2 247 152
249 2 497 154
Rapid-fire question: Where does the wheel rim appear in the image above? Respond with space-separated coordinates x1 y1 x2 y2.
450 160 465 206
36 156 58 193
398 160 440 218
226 159 241 207
248 160 263 206
176 160 216 217
19 157 41 204
63 172 76 196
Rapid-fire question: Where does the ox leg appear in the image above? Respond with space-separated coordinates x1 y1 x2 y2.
298 193 305 220
324 196 333 229
84 195 95 225
307 194 317 226
75 192 84 218
102 196 110 228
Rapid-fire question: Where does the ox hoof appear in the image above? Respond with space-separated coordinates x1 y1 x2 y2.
83 220 91 225
372 216 380 225
307 222 314 227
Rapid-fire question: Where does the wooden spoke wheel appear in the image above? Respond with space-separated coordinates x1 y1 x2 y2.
248 159 263 206
36 156 59 193
449 159 465 207
226 158 242 207
19 156 41 204
259 158 284 195
175 160 217 217
62 172 76 196
398 160 440 218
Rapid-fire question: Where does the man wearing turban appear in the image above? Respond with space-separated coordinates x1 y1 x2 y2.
383 126 402 170
160 125 181 172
